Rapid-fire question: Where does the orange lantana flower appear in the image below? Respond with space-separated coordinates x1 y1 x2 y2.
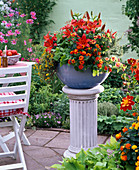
120 95 135 112
120 146 124 151
120 154 127 161
125 143 131 149
122 127 128 133
133 112 138 117
115 132 122 140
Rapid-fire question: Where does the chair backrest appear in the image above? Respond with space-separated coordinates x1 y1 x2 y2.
0 62 33 113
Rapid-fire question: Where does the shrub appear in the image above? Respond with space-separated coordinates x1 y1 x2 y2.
98 101 119 116
98 88 126 104
28 82 58 116
52 92 69 122
98 115 133 135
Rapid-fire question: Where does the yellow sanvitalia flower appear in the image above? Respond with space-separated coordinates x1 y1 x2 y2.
135 161 139 166
132 145 137 150
135 150 138 153
137 116 139 121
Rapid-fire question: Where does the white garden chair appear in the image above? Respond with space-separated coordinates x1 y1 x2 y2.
0 61 33 170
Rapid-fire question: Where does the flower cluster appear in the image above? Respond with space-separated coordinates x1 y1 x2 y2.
122 58 139 90
116 113 139 169
43 11 123 75
0 0 37 59
33 112 62 128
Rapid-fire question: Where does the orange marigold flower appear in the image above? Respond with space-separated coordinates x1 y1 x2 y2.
137 116 139 121
86 53 91 57
135 150 138 153
127 58 136 65
78 65 84 70
133 112 138 117
109 67 112 72
134 69 139 81
104 66 108 71
98 52 101 56
105 57 109 61
122 127 128 133
120 95 135 112
79 56 84 60
137 156 139 160
115 62 122 68
79 60 85 65
96 44 100 49
120 155 127 161
97 64 102 68
80 51 86 55
111 56 117 61
73 49 78 54
136 167 139 170
70 51 74 54
71 59 75 64
125 143 131 149
90 40 96 44
68 59 71 64
95 57 100 61
115 132 122 140
120 146 124 151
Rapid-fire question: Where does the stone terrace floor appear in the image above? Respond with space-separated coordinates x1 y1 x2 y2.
0 127 110 170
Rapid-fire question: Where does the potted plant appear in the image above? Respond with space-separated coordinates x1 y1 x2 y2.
43 11 123 89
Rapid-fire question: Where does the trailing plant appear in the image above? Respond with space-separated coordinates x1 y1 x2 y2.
51 136 123 170
98 115 133 135
15 0 56 44
98 101 119 116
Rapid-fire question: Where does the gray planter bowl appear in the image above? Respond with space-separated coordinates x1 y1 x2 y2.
57 64 109 89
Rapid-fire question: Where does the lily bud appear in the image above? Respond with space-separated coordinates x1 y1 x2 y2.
101 24 106 31
71 9 73 18
98 12 101 19
86 11 90 20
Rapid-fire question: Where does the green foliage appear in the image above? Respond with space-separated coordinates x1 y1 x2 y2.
28 82 58 115
51 136 123 170
103 68 124 88
98 102 119 116
98 115 133 134
52 92 69 122
121 0 139 55
98 88 126 104
16 0 56 43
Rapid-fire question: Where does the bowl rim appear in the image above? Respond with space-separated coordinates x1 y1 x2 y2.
7 53 21 58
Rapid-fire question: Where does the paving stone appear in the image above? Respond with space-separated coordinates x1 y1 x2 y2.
28 130 59 147
45 132 70 149
52 148 66 156
24 152 44 170
0 127 12 136
24 128 36 137
97 135 108 144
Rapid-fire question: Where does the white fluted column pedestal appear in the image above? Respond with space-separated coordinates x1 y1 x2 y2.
62 85 104 158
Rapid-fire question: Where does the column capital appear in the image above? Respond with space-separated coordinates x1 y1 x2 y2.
62 85 104 100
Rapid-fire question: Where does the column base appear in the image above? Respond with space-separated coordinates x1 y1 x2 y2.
64 145 99 158
64 150 76 159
